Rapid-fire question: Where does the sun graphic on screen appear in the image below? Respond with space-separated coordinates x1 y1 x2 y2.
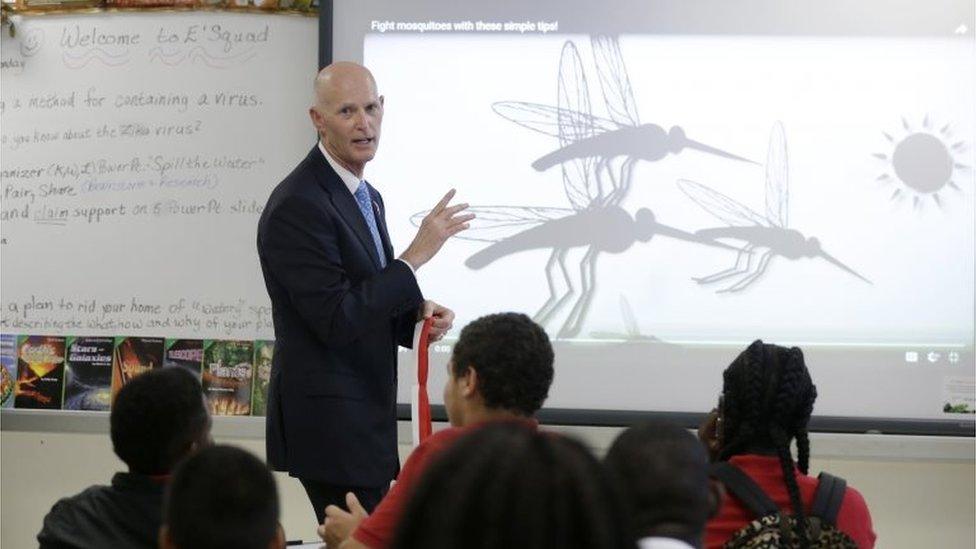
874 116 971 210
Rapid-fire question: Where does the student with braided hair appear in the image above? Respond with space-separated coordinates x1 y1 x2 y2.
699 340 876 549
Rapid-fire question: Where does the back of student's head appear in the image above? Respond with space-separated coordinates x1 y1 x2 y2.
604 420 712 547
718 340 816 466
450 312 554 415
162 445 281 549
110 367 210 475
719 339 818 546
391 422 632 549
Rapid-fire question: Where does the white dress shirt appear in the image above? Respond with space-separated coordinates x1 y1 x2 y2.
318 140 361 195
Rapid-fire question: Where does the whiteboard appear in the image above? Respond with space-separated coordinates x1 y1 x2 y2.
1 12 315 343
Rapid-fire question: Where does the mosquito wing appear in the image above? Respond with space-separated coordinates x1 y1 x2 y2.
591 35 641 128
765 121 789 229
558 40 601 211
409 206 575 243
677 179 771 227
491 101 619 139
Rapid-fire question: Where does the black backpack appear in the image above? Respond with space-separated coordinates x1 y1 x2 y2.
710 462 858 549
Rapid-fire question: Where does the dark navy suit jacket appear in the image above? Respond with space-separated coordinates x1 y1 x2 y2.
257 147 423 486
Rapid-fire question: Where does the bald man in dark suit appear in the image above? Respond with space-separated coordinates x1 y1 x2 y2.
257 62 473 522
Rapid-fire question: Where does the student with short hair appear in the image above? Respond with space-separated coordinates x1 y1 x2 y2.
159 444 285 549
604 420 720 549
391 422 633 549
37 367 212 549
320 312 555 549
700 340 876 548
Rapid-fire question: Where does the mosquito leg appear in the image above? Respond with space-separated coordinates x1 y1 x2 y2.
533 249 563 325
538 248 574 326
559 248 598 338
594 158 607 204
719 250 774 293
694 244 756 284
694 245 752 283
613 157 635 205
602 158 616 203
576 248 601 331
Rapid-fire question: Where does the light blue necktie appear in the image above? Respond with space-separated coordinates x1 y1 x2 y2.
353 181 387 268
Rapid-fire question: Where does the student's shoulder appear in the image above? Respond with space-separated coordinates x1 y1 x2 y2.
46 483 113 514
808 472 871 516
38 485 109 542
805 474 875 547
418 422 538 462
838 483 872 519
838 484 876 548
422 426 468 452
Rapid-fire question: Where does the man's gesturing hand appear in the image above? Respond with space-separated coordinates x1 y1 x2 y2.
399 189 474 270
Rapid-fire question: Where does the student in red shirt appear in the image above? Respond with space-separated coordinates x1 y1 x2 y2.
318 312 555 549
389 421 634 549
699 340 877 548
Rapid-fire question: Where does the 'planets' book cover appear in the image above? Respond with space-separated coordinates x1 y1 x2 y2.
202 340 253 416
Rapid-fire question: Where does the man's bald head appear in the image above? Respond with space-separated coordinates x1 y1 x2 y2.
313 62 378 109
309 62 385 178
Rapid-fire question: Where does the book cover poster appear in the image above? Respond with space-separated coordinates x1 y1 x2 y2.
251 340 274 416
164 339 204 378
1 334 18 408
64 336 114 411
14 336 66 409
202 340 253 416
111 337 164 402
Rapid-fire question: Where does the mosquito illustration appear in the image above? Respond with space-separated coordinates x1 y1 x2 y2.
414 200 729 340
678 122 872 293
493 36 757 204
412 41 731 338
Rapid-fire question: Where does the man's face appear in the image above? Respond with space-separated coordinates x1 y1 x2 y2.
310 71 384 177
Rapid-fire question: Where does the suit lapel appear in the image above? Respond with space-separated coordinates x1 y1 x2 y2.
367 184 395 264
306 147 384 270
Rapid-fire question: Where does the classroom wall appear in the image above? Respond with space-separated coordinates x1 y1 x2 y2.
1 422 973 548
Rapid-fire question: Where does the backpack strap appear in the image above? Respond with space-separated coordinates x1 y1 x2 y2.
810 472 847 525
709 462 780 517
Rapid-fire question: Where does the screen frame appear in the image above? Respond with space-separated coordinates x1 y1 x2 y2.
321 0 976 437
